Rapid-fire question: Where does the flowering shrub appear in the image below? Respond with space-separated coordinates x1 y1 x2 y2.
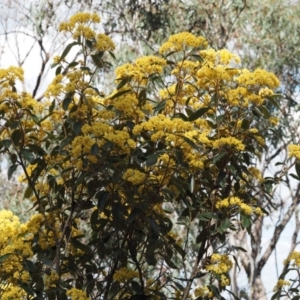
0 12 285 300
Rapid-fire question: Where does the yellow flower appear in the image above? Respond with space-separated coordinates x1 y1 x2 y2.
273 279 290 292
123 169 146 185
95 33 115 52
213 137 245 151
288 144 300 159
66 287 91 300
113 267 139 282
159 32 207 54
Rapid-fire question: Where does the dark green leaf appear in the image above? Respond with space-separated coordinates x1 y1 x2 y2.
69 61 79 68
271 291 281 300
108 51 116 60
213 152 226 164
241 215 251 228
259 105 270 118
146 154 158 167
73 121 82 135
8 164 18 180
18 281 35 296
21 149 35 164
49 99 56 114
91 143 99 155
2 139 11 149
61 42 79 60
163 255 178 269
130 281 143 294
111 89 132 100
295 163 300 178
0 253 12 263
289 173 300 180
154 100 166 112
11 129 22 146
188 107 210 121
266 95 281 109
116 76 133 90
241 118 250 130
148 217 160 237
24 186 33 199
55 66 62 76
62 97 72 111
70 238 91 253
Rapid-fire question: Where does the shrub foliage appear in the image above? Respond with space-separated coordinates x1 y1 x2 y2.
0 12 291 300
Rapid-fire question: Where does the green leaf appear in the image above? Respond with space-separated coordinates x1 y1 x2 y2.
138 89 147 105
68 61 79 68
62 96 73 111
154 100 166 112
266 95 281 109
130 281 143 294
289 173 300 180
86 39 94 49
108 51 116 60
188 107 210 121
241 215 251 228
61 42 79 60
11 129 22 146
8 164 18 180
91 143 99 155
73 121 82 135
271 291 281 300
213 152 226 164
70 238 91 253
148 217 160 237
18 281 35 296
259 105 270 118
208 285 223 300
2 139 11 149
24 186 33 199
55 65 62 76
163 255 178 269
91 53 104 67
295 163 300 178
116 76 133 90
241 118 250 130
146 154 158 167
111 89 132 100
49 99 56 114
0 253 12 263
21 149 35 164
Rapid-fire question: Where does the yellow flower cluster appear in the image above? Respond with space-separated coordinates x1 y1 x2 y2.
59 12 100 39
45 272 59 289
215 197 263 216
273 279 290 292
205 253 233 275
288 144 300 159
115 56 166 84
248 166 264 183
0 285 26 300
95 33 115 52
0 66 24 83
237 68 280 89
113 267 139 282
66 287 91 300
284 251 300 266
194 286 214 299
159 32 208 54
123 169 147 185
212 137 245 151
